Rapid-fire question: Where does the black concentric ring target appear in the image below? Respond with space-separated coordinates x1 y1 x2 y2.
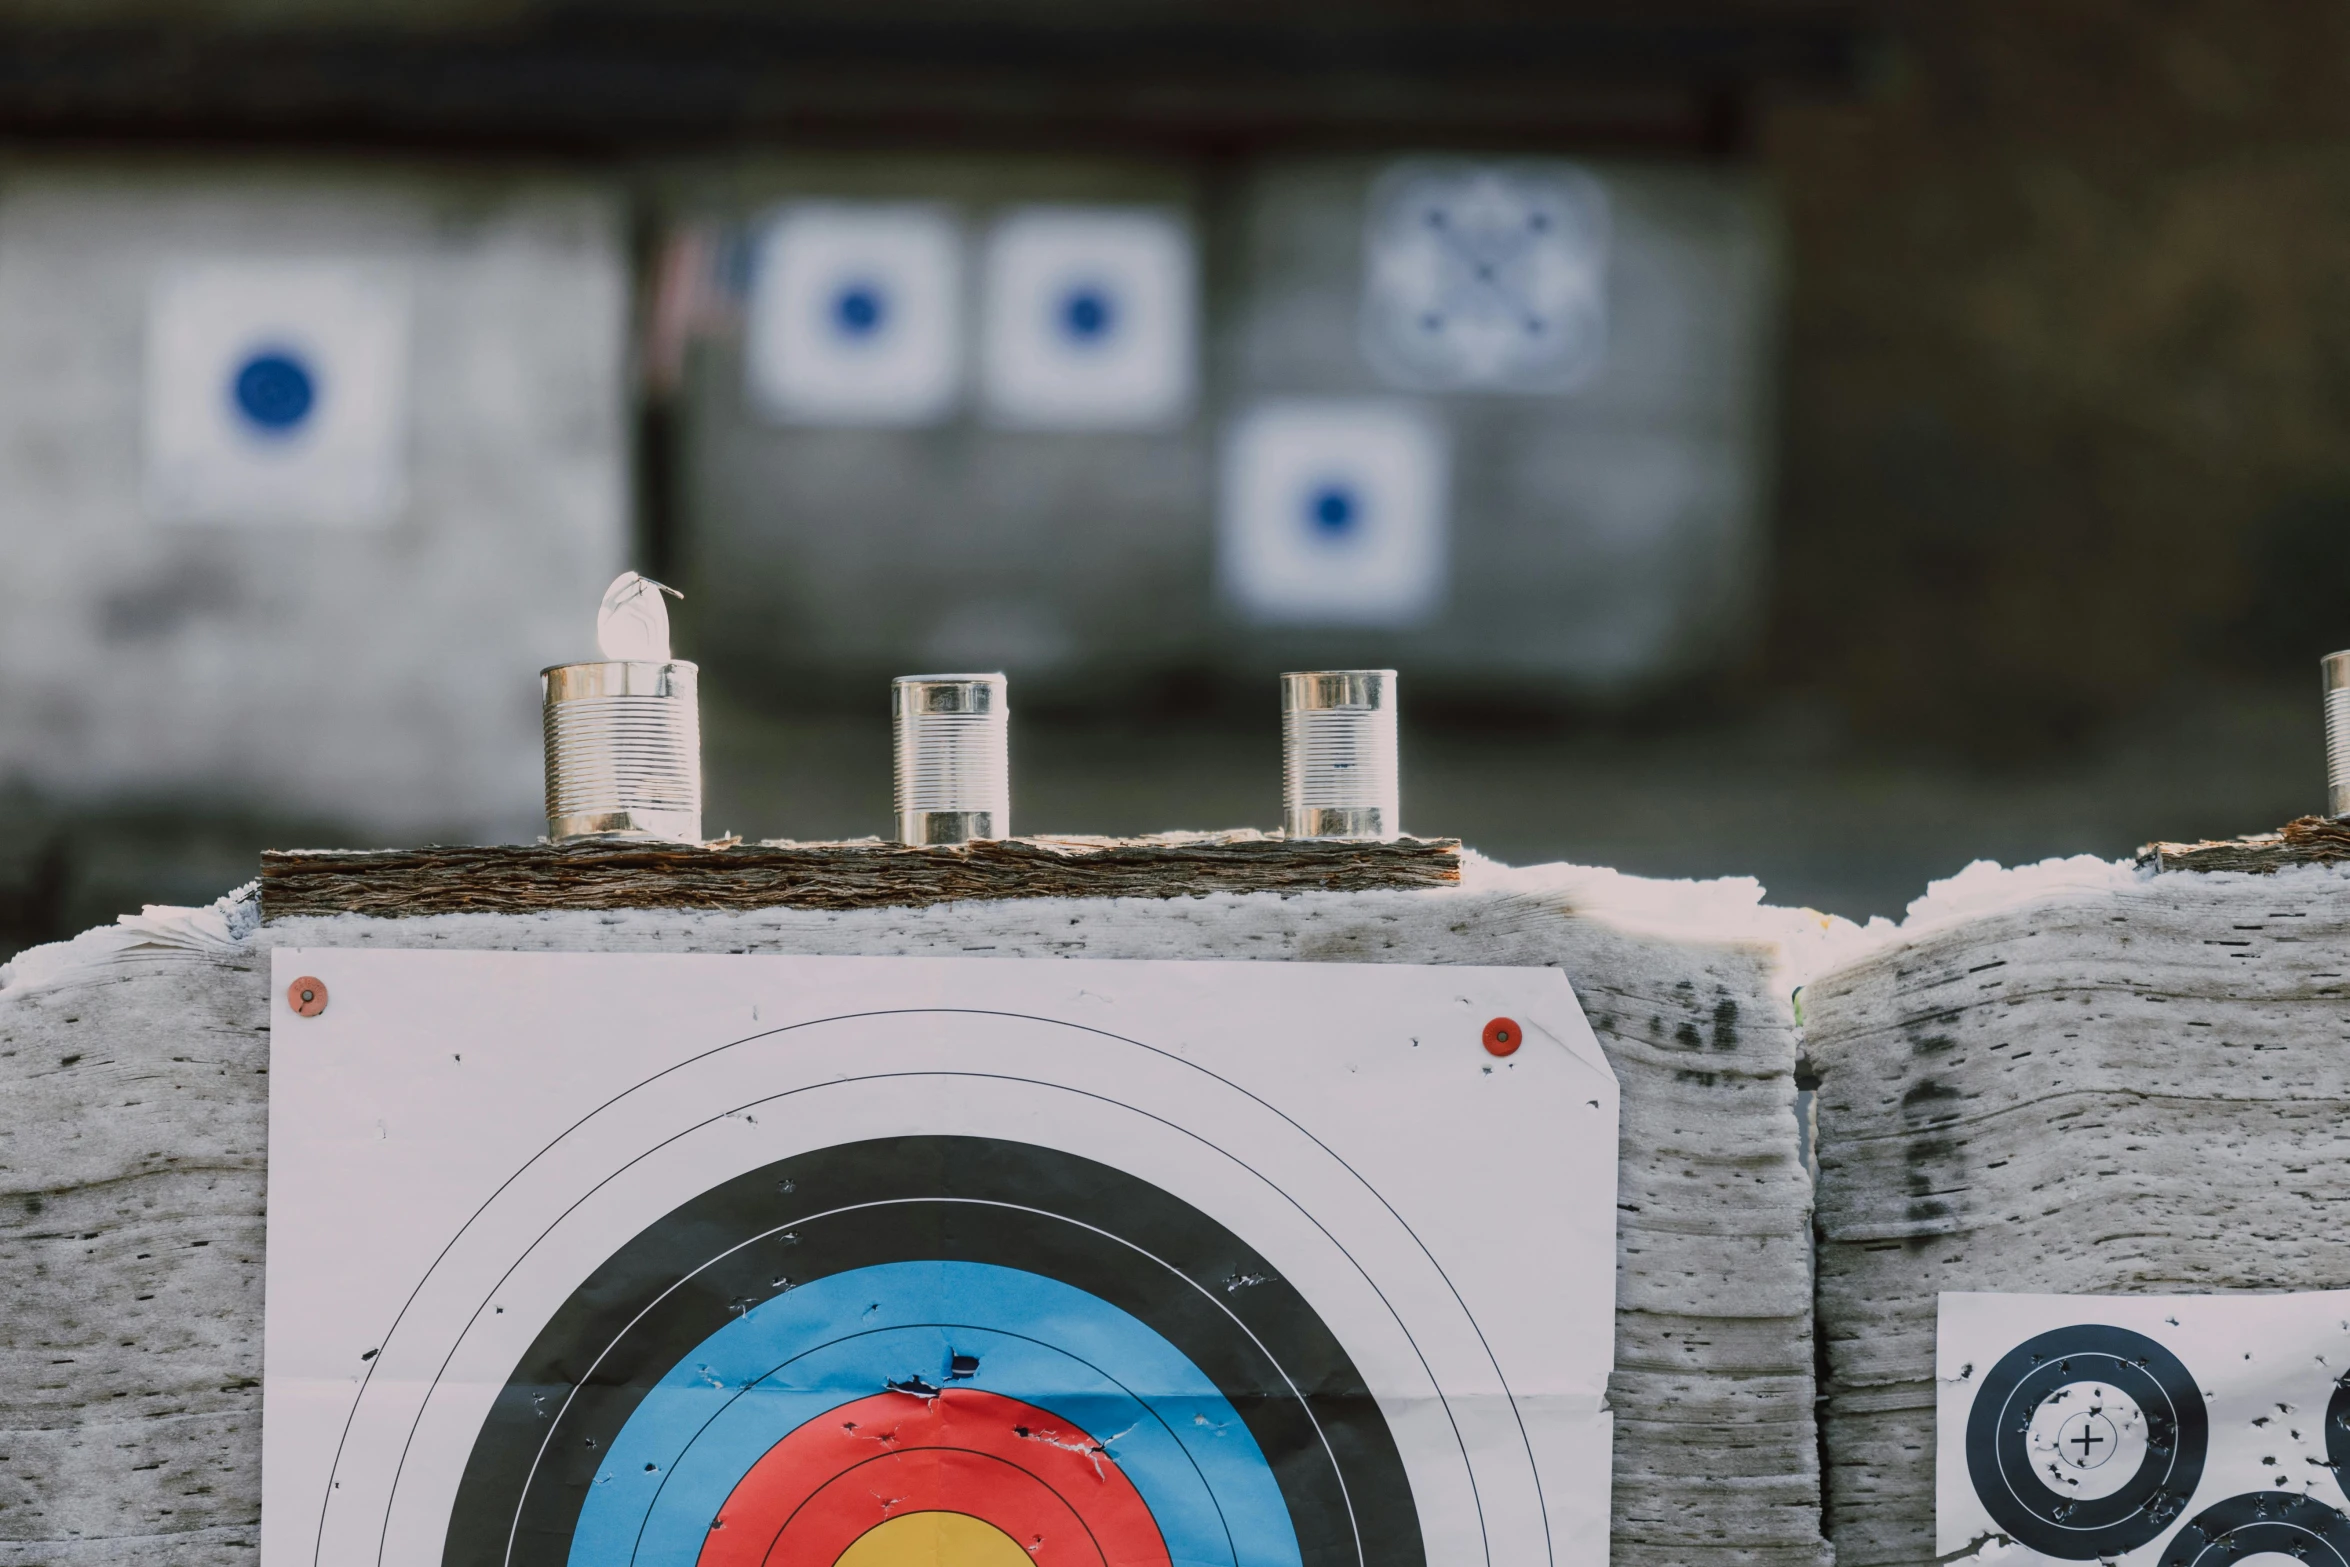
1965 1324 2208 1559
2325 1373 2350 1484
443 1135 1423 1567
2161 1491 2350 1567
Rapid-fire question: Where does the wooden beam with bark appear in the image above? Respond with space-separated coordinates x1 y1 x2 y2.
256 833 1463 920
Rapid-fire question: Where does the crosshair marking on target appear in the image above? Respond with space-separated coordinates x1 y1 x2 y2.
2056 1409 2116 1467
2028 1381 2147 1501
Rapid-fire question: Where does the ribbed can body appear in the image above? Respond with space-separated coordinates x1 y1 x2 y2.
893 674 1010 845
542 660 702 842
2325 652 2350 819
1281 669 1399 841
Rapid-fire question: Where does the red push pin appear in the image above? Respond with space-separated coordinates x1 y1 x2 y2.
1482 1017 1521 1057
288 976 328 1018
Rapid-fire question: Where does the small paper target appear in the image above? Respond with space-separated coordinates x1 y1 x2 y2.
144 262 410 525
1217 399 1448 627
979 207 1196 429
744 203 962 426
2160 1492 2350 1567
1360 161 1610 394
1964 1324 2208 1559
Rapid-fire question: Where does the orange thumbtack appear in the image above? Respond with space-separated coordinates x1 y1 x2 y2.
1482 1017 1520 1056
288 976 328 1018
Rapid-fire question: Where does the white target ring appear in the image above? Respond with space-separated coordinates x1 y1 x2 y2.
2026 1382 2148 1502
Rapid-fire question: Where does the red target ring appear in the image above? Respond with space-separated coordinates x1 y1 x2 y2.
1482 1017 1521 1057
699 1387 1169 1567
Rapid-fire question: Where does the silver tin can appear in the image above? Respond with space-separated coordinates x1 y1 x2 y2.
1281 669 1400 841
2325 651 2350 819
893 673 1010 845
541 659 702 843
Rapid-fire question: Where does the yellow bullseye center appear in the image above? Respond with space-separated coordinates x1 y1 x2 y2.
831 1510 1036 1567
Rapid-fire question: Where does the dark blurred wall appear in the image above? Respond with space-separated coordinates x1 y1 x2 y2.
6 0 2345 751
1766 0 2350 747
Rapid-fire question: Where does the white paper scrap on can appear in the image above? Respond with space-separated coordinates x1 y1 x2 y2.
1219 398 1449 628
744 202 963 426
144 261 411 526
1938 1290 2350 1567
260 950 1619 1567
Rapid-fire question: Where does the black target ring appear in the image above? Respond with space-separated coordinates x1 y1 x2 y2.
1965 1324 2208 1559
2324 1374 2350 1483
443 1134 1424 1567
2161 1491 2350 1567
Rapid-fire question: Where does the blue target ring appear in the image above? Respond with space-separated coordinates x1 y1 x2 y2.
230 350 315 434
1306 483 1361 540
1058 284 1115 344
831 282 887 339
570 1261 1298 1567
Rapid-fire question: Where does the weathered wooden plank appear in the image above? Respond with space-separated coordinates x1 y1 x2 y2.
1 863 1824 1567
2139 813 2350 873
1805 861 2350 1567
256 833 1463 919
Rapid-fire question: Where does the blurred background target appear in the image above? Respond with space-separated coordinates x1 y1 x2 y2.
744 203 962 427
143 261 408 528
1219 399 1448 628
980 206 1195 429
1360 161 1611 394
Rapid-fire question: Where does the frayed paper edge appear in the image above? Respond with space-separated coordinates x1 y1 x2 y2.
0 879 259 995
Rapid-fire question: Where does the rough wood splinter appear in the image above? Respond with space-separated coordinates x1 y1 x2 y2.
2136 814 2350 873
255 832 1463 920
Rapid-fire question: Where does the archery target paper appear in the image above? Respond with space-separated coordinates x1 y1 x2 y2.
1940 1291 2350 1567
979 206 1196 429
1360 162 1609 394
144 262 410 525
262 951 1618 1567
1219 399 1449 627
744 203 963 426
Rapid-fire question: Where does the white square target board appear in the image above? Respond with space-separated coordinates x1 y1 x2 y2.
145 261 410 526
1940 1291 2350 1567
1219 399 1450 629
263 951 1619 1567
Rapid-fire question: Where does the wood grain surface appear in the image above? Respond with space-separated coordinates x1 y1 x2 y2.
256 833 1463 920
2138 814 2350 873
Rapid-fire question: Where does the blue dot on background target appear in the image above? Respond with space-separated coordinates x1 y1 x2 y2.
1306 483 1360 540
230 350 316 434
1058 285 1115 344
831 282 887 339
